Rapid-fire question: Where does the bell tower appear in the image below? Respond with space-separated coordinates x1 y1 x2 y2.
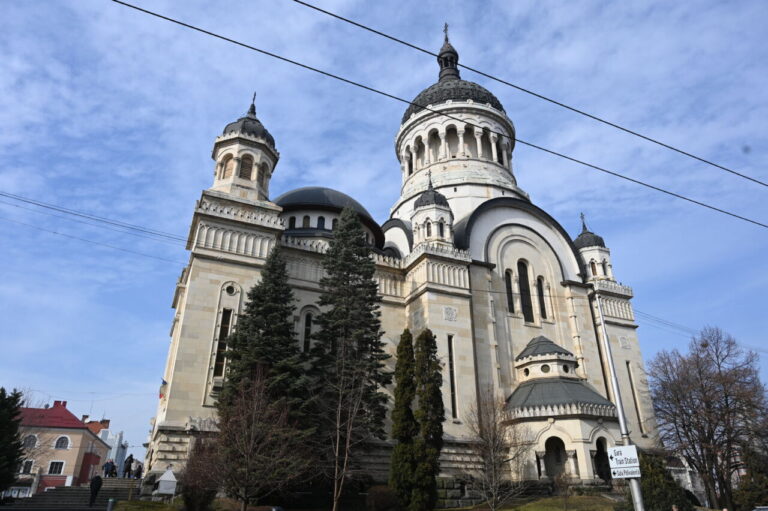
211 96 279 202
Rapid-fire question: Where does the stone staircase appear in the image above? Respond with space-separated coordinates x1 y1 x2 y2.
9 478 141 510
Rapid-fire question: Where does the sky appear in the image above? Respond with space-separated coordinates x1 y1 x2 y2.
1 0 766 462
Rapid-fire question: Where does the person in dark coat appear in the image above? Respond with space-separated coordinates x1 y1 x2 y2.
134 462 143 479
123 454 134 478
89 475 103 507
102 460 113 478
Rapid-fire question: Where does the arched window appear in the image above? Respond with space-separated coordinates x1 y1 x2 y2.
496 138 504 165
602 260 609 276
260 164 269 189
517 261 534 323
303 313 313 353
23 435 36 449
239 155 253 180
505 271 515 313
55 436 69 449
302 215 310 228
537 277 547 320
317 216 326 229
591 261 598 277
288 216 296 229
438 221 445 238
221 155 235 178
426 222 432 237
332 218 338 230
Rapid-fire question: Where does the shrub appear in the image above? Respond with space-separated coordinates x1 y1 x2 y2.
366 485 401 511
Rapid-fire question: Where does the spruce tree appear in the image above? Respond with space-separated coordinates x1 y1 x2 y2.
389 329 418 508
219 247 309 427
0 388 23 494
410 329 445 511
617 453 692 511
310 207 392 511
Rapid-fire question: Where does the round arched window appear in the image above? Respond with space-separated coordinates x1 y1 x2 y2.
563 365 570 373
541 364 550 374
55 436 69 449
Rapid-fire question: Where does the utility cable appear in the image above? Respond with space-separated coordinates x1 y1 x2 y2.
290 0 768 188
110 1 768 230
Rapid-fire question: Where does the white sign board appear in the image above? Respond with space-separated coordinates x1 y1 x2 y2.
607 445 640 469
611 466 642 479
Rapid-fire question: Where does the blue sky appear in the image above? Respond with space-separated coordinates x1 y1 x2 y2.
1 0 766 460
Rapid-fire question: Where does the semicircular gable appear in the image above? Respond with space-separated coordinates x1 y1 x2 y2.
454 197 585 281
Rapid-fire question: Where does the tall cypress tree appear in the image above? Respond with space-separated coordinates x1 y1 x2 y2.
0 388 23 494
389 329 418 508
219 247 309 427
411 329 445 511
310 207 392 511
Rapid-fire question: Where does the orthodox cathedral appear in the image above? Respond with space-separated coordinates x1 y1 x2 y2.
145 34 659 487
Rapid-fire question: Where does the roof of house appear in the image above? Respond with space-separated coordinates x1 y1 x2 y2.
20 400 89 429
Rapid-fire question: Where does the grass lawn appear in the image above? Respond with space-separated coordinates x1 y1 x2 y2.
114 501 179 511
506 495 617 511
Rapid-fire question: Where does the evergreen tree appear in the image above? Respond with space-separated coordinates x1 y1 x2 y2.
0 388 23 494
219 247 309 427
410 329 445 511
734 445 768 511
389 329 418 508
310 207 392 511
617 453 693 511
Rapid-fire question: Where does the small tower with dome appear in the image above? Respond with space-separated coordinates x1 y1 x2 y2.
411 172 454 246
574 213 614 281
211 96 278 202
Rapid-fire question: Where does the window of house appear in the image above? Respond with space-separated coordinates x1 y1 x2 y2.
447 335 458 419
438 221 445 238
426 222 432 237
288 216 296 229
302 313 313 353
213 308 233 377
591 261 598 277
302 215 310 228
505 271 515 313
317 216 325 229
23 435 36 449
48 461 64 475
517 261 534 323
54 437 69 449
537 277 547 320
221 155 235 179
332 218 338 230
239 155 253 180
22 460 33 474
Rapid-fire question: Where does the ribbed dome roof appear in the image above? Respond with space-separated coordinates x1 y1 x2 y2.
414 175 450 209
223 102 275 148
573 214 606 249
506 378 615 410
402 32 504 124
515 336 573 361
275 187 374 221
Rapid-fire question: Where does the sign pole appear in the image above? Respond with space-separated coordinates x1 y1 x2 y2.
595 289 645 511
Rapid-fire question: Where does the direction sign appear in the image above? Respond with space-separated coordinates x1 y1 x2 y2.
607 445 640 469
611 466 642 479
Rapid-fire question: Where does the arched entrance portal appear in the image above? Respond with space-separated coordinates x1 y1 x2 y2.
594 437 612 482
544 437 567 478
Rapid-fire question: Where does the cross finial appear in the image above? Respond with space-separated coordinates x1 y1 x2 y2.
580 212 588 232
443 23 449 42
248 92 257 116
427 169 433 188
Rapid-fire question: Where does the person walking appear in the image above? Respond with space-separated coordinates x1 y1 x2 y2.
134 462 143 480
123 454 134 478
102 460 113 478
89 475 103 507
131 458 140 479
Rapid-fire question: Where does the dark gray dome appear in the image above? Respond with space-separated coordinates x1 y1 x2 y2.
402 79 505 124
223 103 275 148
573 215 606 249
515 336 573 361
275 187 373 220
414 178 450 209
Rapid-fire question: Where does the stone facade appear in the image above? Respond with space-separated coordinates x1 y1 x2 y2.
145 36 659 489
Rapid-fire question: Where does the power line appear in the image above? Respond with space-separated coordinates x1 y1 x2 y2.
290 0 768 189
110 1 768 230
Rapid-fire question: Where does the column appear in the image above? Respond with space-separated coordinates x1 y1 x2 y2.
410 148 416 172
233 157 242 178
458 129 465 157
490 133 498 163
474 131 484 159
536 451 548 479
590 450 598 480
566 450 579 479
439 131 447 160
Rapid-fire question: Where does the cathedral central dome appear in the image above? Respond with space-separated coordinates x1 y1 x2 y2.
401 32 505 124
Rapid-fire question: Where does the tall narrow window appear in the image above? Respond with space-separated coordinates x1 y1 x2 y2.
408 156 413 175
332 218 338 230
447 335 458 419
303 313 313 353
537 277 547 320
213 308 233 377
222 155 235 178
317 216 325 229
22 460 33 474
626 361 645 434
438 221 445 238
602 260 609 276
426 222 432 237
302 215 310 228
591 261 598 277
260 164 269 189
505 271 515 313
239 155 253 180
288 216 296 229
517 261 534 323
